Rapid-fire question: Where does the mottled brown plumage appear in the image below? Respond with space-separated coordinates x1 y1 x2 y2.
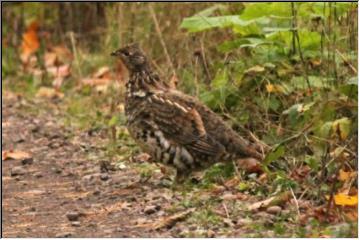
111 44 264 182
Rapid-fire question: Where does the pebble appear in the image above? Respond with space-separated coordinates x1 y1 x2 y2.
66 211 80 221
266 205 282 215
235 218 252 227
207 229 216 238
11 166 27 176
51 167 62 174
21 158 33 165
55 232 73 238
33 172 43 178
71 221 81 227
144 205 158 214
100 173 109 181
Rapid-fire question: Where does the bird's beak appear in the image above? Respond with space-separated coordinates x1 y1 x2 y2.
110 51 117 57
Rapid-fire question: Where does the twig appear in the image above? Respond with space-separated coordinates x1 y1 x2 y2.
68 31 83 78
148 4 176 77
290 187 300 219
335 49 357 74
222 202 230 219
292 4 312 95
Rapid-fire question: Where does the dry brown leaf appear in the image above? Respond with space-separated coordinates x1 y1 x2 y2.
36 87 64 99
248 191 291 211
151 208 195 230
44 52 57 67
50 45 73 63
238 157 262 173
94 66 111 79
244 65 265 76
2 121 11 128
2 150 32 161
169 74 179 89
338 169 356 182
47 64 71 78
224 177 240 188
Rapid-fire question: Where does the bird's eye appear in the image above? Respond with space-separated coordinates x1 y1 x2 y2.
123 51 130 56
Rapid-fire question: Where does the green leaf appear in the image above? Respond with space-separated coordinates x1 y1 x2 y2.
240 2 292 20
264 145 285 166
211 69 228 89
305 155 319 171
194 4 226 17
318 121 333 138
180 15 246 33
108 115 119 127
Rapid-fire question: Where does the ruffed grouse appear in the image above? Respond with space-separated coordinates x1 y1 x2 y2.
111 44 264 183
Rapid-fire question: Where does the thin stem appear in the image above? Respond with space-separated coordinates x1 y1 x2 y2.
148 4 176 78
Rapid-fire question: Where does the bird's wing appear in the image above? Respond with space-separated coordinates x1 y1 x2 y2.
144 92 224 156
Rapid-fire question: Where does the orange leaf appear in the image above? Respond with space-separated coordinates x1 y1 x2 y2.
20 21 40 63
334 193 358 206
338 169 355 182
2 150 31 161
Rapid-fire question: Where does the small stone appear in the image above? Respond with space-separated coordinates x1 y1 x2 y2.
223 218 235 227
33 172 43 178
93 189 101 196
266 206 282 215
100 173 109 181
11 166 27 176
207 229 215 238
51 167 62 174
21 158 33 165
71 221 81 227
55 232 73 238
144 205 157 214
66 211 80 221
235 218 252 227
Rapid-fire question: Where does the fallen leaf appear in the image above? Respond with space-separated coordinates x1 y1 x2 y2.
224 177 240 188
338 169 356 182
244 65 265 75
248 191 291 211
332 117 351 140
333 193 358 206
2 121 11 128
20 21 40 64
47 64 71 78
152 208 195 229
94 66 111 79
266 83 285 93
169 74 179 89
238 157 262 173
2 150 32 161
44 52 57 67
35 87 64 99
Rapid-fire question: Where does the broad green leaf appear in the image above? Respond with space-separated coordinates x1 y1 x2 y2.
318 121 333 138
264 145 285 166
211 69 228 89
180 15 246 33
194 4 226 17
304 155 319 171
240 2 292 20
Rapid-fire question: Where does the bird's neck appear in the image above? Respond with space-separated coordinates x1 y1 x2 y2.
126 69 169 97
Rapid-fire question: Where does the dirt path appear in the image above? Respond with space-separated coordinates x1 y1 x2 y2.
2 94 192 237
2 92 356 238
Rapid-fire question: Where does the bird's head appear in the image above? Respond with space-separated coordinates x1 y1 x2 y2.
111 43 148 72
